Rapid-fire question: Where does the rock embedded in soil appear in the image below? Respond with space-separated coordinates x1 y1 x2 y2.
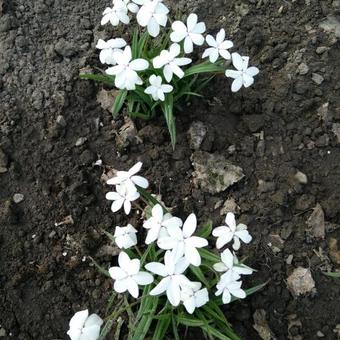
287 267 316 296
187 121 207 150
329 238 340 265
54 38 77 57
13 193 24 203
312 73 324 85
332 123 340 143
75 137 87 147
0 147 8 173
191 151 244 194
306 203 325 239
295 171 308 184
96 89 118 113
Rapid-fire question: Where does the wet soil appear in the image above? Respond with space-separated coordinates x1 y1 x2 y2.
1 0 340 339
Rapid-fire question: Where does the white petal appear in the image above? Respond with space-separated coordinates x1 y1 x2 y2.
137 7 152 26
166 280 181 306
187 13 198 32
170 30 187 43
216 29 225 44
213 262 228 272
69 309 88 330
243 73 254 88
185 245 201 266
172 20 187 35
166 225 183 240
169 43 181 57
206 35 217 47
80 325 101 340
231 52 244 71
202 47 214 59
232 236 241 250
118 251 130 269
170 62 185 79
235 230 252 244
145 226 161 244
222 289 231 304
114 278 128 293
127 259 140 276
111 199 124 213
190 33 205 46
230 287 246 299
225 212 237 229
145 262 168 276
209 49 219 63
184 36 193 54
124 200 132 215
186 236 208 248
150 277 170 295
219 40 233 50
163 64 173 82
152 204 164 221
161 84 173 93
157 89 165 101
131 175 149 188
231 77 243 92
195 288 209 307
219 49 231 60
147 17 160 37
221 249 234 269
157 236 179 250
84 314 103 328
174 256 189 274
183 213 197 238
162 216 182 229
216 234 232 249
212 226 229 237
133 271 154 285
225 69 242 79
174 57 192 66
109 267 127 280
127 3 139 13
154 13 168 27
183 296 196 314
127 277 139 298
192 22 206 34
106 191 122 200
246 66 259 77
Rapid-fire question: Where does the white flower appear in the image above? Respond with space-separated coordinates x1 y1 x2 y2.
67 309 103 340
109 252 154 298
107 161 149 193
146 251 192 306
153 43 192 82
124 0 140 13
106 184 140 215
212 212 252 250
170 13 206 54
114 224 138 249
136 0 169 37
213 249 253 276
101 0 130 26
180 282 209 314
96 38 127 65
106 46 149 90
202 29 233 63
225 52 259 92
215 271 246 304
145 75 173 101
157 213 208 266
143 204 182 244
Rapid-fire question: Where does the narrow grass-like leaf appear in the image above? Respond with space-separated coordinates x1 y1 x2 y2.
89 256 110 278
152 316 171 340
199 248 221 263
161 94 176 149
172 314 180 340
176 315 206 327
323 271 340 278
112 90 127 117
197 220 213 239
98 319 115 340
184 62 225 77
190 265 210 287
201 324 237 340
80 73 115 85
131 28 139 59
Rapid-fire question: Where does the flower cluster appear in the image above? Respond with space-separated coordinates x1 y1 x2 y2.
67 162 255 339
97 1 259 93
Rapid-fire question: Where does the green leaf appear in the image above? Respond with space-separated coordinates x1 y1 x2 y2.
136 186 169 213
323 271 340 278
79 73 115 85
171 314 180 340
199 248 221 264
89 257 110 278
189 265 210 287
201 324 236 340
152 316 171 340
197 220 213 239
98 319 115 340
101 229 116 244
132 28 139 59
184 62 225 78
161 94 176 149
176 315 206 327
243 281 268 297
112 90 128 117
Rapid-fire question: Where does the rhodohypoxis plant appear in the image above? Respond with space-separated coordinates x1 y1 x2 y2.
81 0 259 148
68 162 265 340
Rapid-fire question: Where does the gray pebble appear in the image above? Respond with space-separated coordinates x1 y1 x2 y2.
13 193 24 203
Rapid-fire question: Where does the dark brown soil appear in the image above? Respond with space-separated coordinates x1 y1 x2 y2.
1 0 340 339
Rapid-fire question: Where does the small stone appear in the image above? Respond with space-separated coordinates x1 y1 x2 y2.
312 73 324 85
332 123 340 143
317 103 330 122
329 238 340 265
97 89 118 113
319 16 340 38
220 198 239 216
13 193 24 203
295 171 308 184
191 151 244 194
316 46 328 54
56 115 66 127
0 328 6 337
298 63 309 75
268 234 285 253
306 204 325 239
187 121 207 150
48 231 57 238
116 117 139 148
286 254 294 265
287 267 316 296
317 331 325 338
75 137 87 147
54 38 77 57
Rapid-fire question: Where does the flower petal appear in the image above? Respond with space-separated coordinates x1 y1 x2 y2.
118 251 130 269
81 325 101 340
69 309 88 330
150 276 170 295
206 35 217 48
186 236 208 248
187 13 198 32
225 69 242 79
231 52 244 71
221 249 234 269
195 288 209 307
131 175 149 188
235 230 252 243
114 278 128 293
111 199 124 213
152 204 163 221
133 271 154 285
183 213 197 238
166 280 181 306
246 66 259 77
216 29 225 44
185 245 201 266
147 17 160 37
109 267 127 280
128 259 141 276
84 314 103 328
184 36 193 53
183 296 196 314
127 277 139 298
145 262 168 276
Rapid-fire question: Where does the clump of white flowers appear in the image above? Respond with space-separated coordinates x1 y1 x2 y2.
67 162 259 340
81 0 260 148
